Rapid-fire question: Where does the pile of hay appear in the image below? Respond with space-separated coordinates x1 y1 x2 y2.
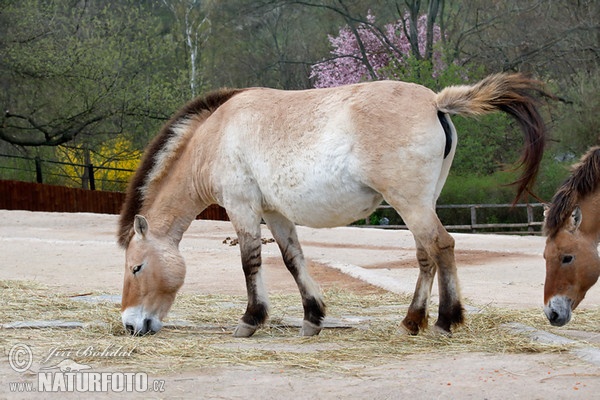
1 280 598 375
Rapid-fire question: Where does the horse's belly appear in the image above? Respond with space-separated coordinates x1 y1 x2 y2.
264 180 383 228
292 197 383 228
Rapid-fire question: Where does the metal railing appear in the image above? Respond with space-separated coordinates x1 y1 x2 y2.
0 153 133 191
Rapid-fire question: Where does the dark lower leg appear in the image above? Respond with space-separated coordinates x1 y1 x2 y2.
280 236 326 332
402 247 436 334
237 232 269 334
265 213 325 335
433 232 464 332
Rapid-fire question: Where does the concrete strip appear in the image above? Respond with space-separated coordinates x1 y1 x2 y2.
2 320 87 329
279 316 363 330
69 294 121 303
316 258 415 294
503 322 600 367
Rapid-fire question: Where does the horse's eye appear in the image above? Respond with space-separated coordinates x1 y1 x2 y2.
132 264 143 275
561 255 574 265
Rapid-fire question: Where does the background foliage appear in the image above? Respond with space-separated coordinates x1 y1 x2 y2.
1 0 599 207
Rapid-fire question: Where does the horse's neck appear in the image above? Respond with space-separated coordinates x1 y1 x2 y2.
143 165 202 246
579 192 600 243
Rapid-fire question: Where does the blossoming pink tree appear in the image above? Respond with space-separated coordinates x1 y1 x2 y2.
310 13 445 88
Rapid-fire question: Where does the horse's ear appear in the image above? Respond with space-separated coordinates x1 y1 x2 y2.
543 204 550 219
567 206 582 232
133 215 149 238
572 206 582 229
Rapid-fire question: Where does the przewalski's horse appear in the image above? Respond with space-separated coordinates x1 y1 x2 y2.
543 147 600 326
118 73 549 337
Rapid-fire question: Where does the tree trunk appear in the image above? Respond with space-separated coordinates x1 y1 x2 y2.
425 0 441 60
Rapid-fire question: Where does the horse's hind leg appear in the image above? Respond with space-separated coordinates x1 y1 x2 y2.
229 211 269 338
401 244 437 335
430 225 464 334
263 211 326 336
395 205 464 335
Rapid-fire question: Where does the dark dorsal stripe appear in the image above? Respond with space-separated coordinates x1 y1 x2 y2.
117 88 245 248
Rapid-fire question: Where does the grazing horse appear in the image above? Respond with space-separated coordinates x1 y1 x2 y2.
543 147 600 326
118 73 549 337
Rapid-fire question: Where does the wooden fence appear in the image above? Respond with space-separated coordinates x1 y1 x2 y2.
362 203 544 234
0 180 228 221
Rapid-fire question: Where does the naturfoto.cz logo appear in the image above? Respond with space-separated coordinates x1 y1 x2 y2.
7 343 165 393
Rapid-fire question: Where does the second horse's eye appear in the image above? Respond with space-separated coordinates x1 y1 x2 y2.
561 255 574 265
132 264 143 275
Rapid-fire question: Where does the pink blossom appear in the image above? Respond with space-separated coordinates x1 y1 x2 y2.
311 13 444 88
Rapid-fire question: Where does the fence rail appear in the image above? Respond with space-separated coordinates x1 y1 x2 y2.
0 153 132 191
362 203 545 234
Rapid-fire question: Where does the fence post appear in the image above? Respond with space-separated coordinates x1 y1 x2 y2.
87 164 95 191
527 204 534 234
35 157 43 183
470 206 477 233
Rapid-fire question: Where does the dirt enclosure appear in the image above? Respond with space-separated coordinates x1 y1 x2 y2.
1 210 599 399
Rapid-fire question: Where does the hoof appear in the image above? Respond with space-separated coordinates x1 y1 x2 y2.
233 321 258 337
399 319 420 336
300 320 322 336
431 324 452 337
398 323 417 336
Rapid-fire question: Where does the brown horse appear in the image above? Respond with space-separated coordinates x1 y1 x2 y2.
543 147 600 326
118 73 549 336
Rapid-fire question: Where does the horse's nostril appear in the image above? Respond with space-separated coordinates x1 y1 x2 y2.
549 311 559 322
125 324 135 335
143 318 156 335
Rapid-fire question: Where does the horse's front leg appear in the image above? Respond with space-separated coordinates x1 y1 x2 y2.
232 224 270 338
263 211 326 336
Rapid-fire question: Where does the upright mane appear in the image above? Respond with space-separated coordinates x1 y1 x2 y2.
544 146 600 237
117 88 245 247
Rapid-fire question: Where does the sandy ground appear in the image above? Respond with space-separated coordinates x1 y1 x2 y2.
1 210 599 399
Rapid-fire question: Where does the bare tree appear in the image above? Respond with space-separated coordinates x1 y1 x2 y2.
0 1 178 148
162 0 211 97
445 0 599 81
287 0 444 69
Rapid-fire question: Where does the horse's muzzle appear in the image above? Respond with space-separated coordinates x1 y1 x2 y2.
125 319 159 336
122 306 163 336
544 296 572 327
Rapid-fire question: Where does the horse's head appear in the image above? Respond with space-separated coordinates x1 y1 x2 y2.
121 215 186 335
543 207 600 326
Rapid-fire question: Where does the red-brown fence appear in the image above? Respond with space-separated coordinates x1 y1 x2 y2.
0 180 229 221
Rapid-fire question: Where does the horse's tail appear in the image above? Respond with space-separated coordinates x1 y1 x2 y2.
435 73 551 202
